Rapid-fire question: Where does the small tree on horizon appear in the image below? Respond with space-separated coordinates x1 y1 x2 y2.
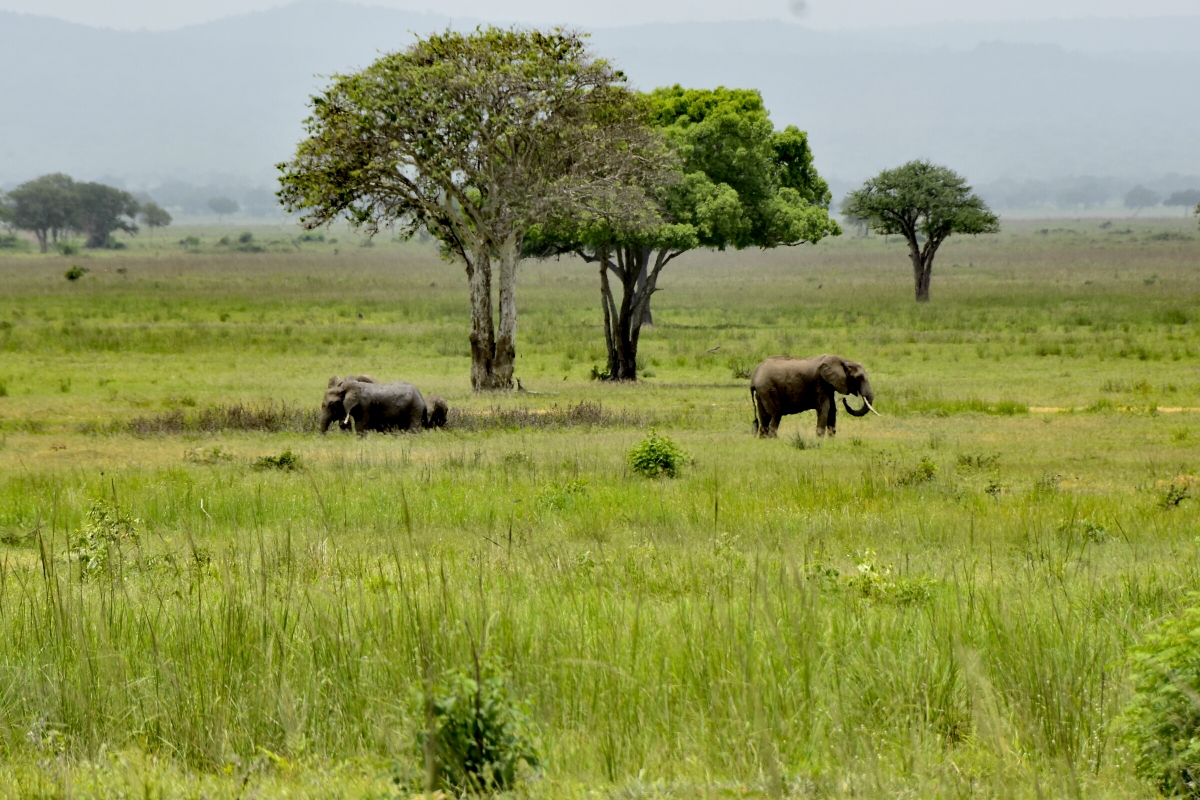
842 161 999 302
4 173 78 252
1163 189 1200 217
75 182 140 247
1123 185 1161 216
208 196 238 221
139 202 173 234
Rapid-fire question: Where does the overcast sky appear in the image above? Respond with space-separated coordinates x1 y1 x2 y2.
4 0 1199 31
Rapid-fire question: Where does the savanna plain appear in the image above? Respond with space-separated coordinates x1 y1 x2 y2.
0 218 1198 798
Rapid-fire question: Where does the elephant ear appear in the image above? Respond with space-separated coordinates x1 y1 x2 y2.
328 376 340 388
818 357 851 395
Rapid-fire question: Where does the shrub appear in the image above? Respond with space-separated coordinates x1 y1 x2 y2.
896 456 938 486
417 666 539 793
64 264 88 281
72 500 140 578
56 240 80 255
628 430 688 478
0 233 28 250
253 448 301 470
1122 593 1200 796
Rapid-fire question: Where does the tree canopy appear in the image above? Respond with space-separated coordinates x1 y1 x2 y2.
278 27 667 390
842 161 998 302
527 85 838 380
1123 185 1161 214
140 202 173 231
1164 189 1200 216
75 182 140 247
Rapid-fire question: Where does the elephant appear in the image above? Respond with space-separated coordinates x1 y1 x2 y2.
424 394 449 429
750 354 878 438
341 380 432 435
319 375 377 433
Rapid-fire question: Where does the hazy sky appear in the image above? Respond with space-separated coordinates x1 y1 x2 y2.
4 0 1199 31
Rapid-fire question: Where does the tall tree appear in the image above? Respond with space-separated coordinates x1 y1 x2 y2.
278 27 666 390
842 161 999 303
1164 189 1200 217
528 86 838 380
4 173 78 253
139 202 173 233
75 182 140 247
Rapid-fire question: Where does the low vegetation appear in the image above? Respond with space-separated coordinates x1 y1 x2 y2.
0 219 1197 797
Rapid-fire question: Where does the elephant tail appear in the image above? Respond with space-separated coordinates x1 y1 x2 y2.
750 385 760 435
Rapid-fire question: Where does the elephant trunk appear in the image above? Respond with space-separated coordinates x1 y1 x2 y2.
842 388 878 417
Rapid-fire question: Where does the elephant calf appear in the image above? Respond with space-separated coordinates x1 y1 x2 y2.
750 354 878 438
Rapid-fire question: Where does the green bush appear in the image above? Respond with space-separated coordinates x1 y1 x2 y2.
1122 593 1200 796
64 264 88 281
72 500 140 578
417 666 539 793
628 430 688 478
56 240 80 255
253 448 301 470
0 233 28 251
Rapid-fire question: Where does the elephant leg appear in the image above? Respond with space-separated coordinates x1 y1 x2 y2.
827 397 838 437
816 395 832 437
756 398 773 438
768 413 782 438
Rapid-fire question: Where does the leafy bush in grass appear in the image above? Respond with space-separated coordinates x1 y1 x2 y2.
253 448 300 470
628 430 688 478
417 666 539 793
73 500 140 578
1122 593 1200 796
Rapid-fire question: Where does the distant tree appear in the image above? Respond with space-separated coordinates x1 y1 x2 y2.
4 173 78 253
1163 189 1200 217
0 191 11 233
842 161 999 302
279 27 665 391
1124 185 1161 215
527 86 838 380
208 196 239 220
75 182 140 247
839 194 869 236
139 201 172 233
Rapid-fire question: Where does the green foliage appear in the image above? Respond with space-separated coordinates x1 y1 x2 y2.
1160 481 1191 509
417 665 540 793
75 181 140 247
179 235 201 250
56 240 81 255
0 233 29 250
64 264 88 281
628 430 688 478
253 448 301 470
1122 594 1200 796
72 499 141 578
1124 185 1162 212
843 550 935 605
896 456 938 485
139 201 172 230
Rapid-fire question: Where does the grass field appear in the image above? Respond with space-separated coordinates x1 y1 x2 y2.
0 217 1197 798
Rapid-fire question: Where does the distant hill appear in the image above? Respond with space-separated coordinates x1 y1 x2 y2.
1 1 1197 210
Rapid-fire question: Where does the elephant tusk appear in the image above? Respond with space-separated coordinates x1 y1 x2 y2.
863 397 881 416
343 414 351 425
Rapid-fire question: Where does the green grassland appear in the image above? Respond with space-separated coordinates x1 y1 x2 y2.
0 217 1197 798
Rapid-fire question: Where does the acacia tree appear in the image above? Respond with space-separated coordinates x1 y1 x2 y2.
5 173 78 252
278 27 666 390
139 202 173 233
528 86 839 380
75 182 140 247
1164 189 1200 217
842 161 998 303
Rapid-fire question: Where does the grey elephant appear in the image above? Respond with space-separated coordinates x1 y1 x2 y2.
424 394 449 429
319 375 377 433
343 381 454 435
750 354 878 438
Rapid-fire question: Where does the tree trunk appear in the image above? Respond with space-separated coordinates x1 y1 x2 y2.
492 232 519 390
35 229 48 254
467 247 499 391
635 256 654 326
593 245 678 380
